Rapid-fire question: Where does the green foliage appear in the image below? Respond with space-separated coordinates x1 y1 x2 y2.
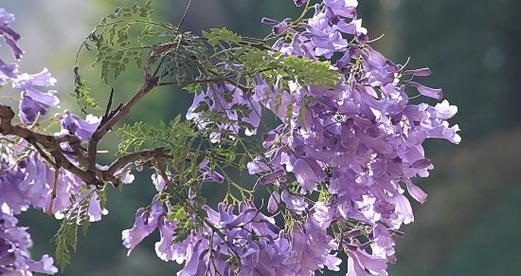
82 1 168 83
54 191 94 270
72 66 99 113
209 147 236 166
202 27 243 46
183 83 203 93
152 32 210 85
298 101 307 130
54 219 76 271
240 48 341 88
115 1 153 18
117 116 196 164
318 187 330 202
167 204 193 243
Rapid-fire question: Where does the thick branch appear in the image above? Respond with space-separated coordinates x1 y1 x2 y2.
104 148 171 180
2 104 178 189
0 105 98 185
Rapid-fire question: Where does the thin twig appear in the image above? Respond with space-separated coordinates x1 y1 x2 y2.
177 0 192 29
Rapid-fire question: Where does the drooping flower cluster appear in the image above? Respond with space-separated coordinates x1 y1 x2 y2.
0 8 115 274
187 81 262 142
0 0 460 275
0 10 60 124
122 195 341 276
169 0 459 275
0 209 58 275
0 8 59 275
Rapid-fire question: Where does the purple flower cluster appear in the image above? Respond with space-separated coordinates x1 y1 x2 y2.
0 8 115 274
0 9 60 124
258 0 459 273
176 0 460 274
0 9 59 274
187 81 262 142
0 114 108 274
122 197 341 276
0 210 58 275
0 0 461 274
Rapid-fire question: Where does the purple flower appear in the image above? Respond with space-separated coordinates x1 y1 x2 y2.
404 67 432 77
0 161 31 214
122 200 164 254
0 154 53 214
198 159 225 183
407 81 443 100
288 217 341 275
324 0 358 18
291 158 325 192
363 47 399 87
176 240 208 276
293 0 308 7
336 18 367 36
267 191 280 214
346 247 388 276
151 173 167 192
404 179 428 204
26 255 59 275
157 203 285 275
305 7 349 58
0 211 57 275
18 92 52 123
281 189 308 213
14 68 56 88
390 193 414 226
370 224 397 263
0 8 23 60
14 69 59 123
187 82 262 142
58 111 100 141
435 99 458 120
262 17 293 35
247 157 271 175
274 18 292 34
0 59 18 84
154 217 197 263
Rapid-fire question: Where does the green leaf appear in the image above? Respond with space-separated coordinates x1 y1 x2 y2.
239 47 341 89
53 191 93 270
54 220 76 270
202 27 243 46
184 83 204 93
167 204 194 243
72 66 98 113
116 117 196 168
298 101 307 131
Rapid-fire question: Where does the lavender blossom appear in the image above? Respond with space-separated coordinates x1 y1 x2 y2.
0 0 461 274
14 69 59 123
0 210 57 275
58 111 100 141
0 8 23 60
122 200 164 255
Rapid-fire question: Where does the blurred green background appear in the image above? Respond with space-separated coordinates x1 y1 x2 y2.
3 0 520 275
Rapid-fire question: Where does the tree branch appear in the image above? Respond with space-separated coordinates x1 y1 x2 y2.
104 148 171 181
87 78 158 181
0 105 98 185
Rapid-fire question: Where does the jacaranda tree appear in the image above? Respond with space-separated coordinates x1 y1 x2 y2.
0 0 460 275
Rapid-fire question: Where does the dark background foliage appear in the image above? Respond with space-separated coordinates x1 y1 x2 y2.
2 0 520 275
